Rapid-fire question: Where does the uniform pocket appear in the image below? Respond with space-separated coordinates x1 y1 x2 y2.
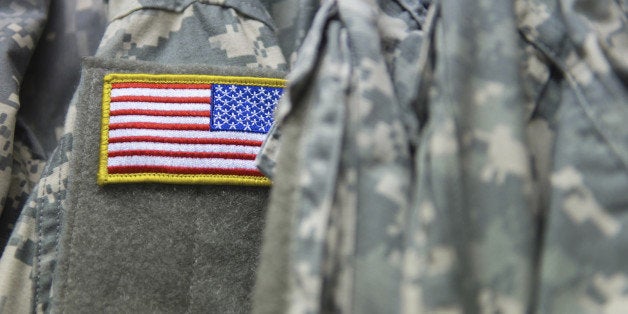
98 0 286 70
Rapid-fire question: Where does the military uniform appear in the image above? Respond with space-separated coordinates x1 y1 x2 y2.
0 0 627 313
254 0 628 313
0 0 105 312
0 0 295 312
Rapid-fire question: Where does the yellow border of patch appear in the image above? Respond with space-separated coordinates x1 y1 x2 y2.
98 73 285 186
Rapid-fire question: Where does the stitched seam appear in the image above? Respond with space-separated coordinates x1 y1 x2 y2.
60 148 77 313
97 77 112 185
103 174 271 186
105 174 270 180
35 190 42 312
51 158 63 314
198 0 277 32
109 1 196 23
109 2 277 36
392 0 427 27
105 74 285 87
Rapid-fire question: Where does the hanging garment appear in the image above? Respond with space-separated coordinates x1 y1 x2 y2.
253 0 628 313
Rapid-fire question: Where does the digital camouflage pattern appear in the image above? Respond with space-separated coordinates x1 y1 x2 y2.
0 0 49 252
98 0 287 70
0 0 106 312
520 0 628 312
255 0 628 313
0 0 627 313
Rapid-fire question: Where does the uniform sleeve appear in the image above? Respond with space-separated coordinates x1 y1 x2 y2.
0 1 106 313
47 1 288 313
0 1 50 313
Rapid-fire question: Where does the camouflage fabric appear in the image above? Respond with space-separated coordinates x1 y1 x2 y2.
0 0 626 312
0 141 45 313
4 0 294 311
254 0 628 313
258 0 320 66
98 0 287 70
520 0 628 312
0 0 50 252
0 0 106 313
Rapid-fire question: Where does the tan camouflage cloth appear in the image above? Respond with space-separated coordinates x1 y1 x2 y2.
0 0 626 313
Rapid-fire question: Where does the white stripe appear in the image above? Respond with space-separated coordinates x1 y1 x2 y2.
109 115 209 125
110 88 212 98
108 129 267 141
108 142 260 154
108 156 257 169
110 102 211 112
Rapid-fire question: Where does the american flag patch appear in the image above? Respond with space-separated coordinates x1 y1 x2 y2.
98 73 285 186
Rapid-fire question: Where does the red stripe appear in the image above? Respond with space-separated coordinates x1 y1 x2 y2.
109 109 211 117
108 136 263 147
107 150 257 160
111 82 211 89
110 96 211 103
107 165 264 177
109 123 210 131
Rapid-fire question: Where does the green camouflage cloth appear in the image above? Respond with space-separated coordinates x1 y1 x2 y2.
254 0 628 313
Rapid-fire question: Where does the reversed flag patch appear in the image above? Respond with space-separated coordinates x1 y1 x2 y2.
98 73 285 186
